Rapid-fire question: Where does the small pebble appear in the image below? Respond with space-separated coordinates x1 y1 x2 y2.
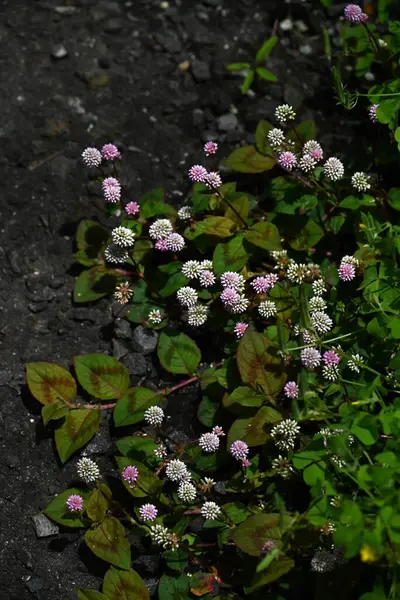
51 44 68 59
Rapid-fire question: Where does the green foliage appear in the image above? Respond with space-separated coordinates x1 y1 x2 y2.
226 35 278 94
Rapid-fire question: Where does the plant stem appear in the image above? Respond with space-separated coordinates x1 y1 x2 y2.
216 190 248 228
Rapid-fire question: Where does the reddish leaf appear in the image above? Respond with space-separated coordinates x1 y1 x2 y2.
26 362 76 406
102 566 150 600
74 354 129 400
232 513 287 556
190 572 215 597
85 517 131 570
55 409 102 463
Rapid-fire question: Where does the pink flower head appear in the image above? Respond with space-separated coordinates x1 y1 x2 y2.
311 148 323 161
212 425 225 437
279 151 297 171
234 322 248 338
102 177 121 203
66 494 83 512
369 104 379 123
360 12 368 23
199 270 216 288
251 277 270 294
122 465 139 484
199 432 220 453
204 171 222 189
220 271 244 290
241 458 251 468
323 350 341 366
101 143 121 161
301 347 321 369
230 440 249 462
189 164 208 183
204 141 218 156
220 287 240 308
155 239 169 251
262 540 276 554
284 381 299 399
139 503 158 522
338 262 356 282
125 201 140 216
165 233 185 252
344 4 363 22
82 147 102 168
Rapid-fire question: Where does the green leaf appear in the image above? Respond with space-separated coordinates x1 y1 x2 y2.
255 120 274 154
290 219 324 251
195 216 236 238
224 386 264 415
45 487 89 527
244 222 281 251
244 557 295 594
41 400 70 425
197 394 219 427
240 70 255 94
158 574 190 600
116 436 158 459
288 120 315 143
75 219 108 266
213 235 249 276
330 215 346 234
74 354 129 400
388 188 400 211
140 188 176 219
225 145 276 173
376 100 400 129
256 66 277 82
78 590 108 600
26 362 77 406
85 517 131 570
87 485 112 523
226 62 250 71
224 196 250 225
114 387 161 427
74 266 119 303
158 331 201 375
103 566 150 600
255 36 278 63
55 409 102 463
351 413 379 445
116 457 163 497
245 406 283 446
237 330 286 399
232 514 285 556
163 549 189 571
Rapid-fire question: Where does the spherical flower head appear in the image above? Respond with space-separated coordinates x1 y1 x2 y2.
177 286 198 307
149 219 173 240
230 440 249 462
204 141 218 156
275 104 296 123
178 481 197 503
122 465 139 484
230 294 250 314
144 405 164 427
303 140 323 160
309 296 327 312
311 311 333 334
189 164 208 183
299 154 317 173
323 157 344 181
301 347 321 369
77 457 100 483
279 151 297 171
312 279 326 296
234 322 248 338
102 177 121 203
111 226 135 248
212 425 225 437
101 143 121 161
66 494 83 512
284 381 299 399
311 148 323 161
369 104 379 123
155 239 168 251
177 206 193 221
221 287 240 308
115 281 133 305
182 260 203 279
165 233 185 252
199 270 215 288
82 147 102 168
311 549 337 573
148 309 163 324
258 300 277 319
323 350 341 366
348 353 364 373
199 432 220 453
262 540 276 554
187 303 209 326
154 444 167 459
351 171 371 192
271 455 294 478
165 459 188 482
204 171 222 189
125 201 140 216
267 128 285 149
220 271 245 291
287 262 308 284
251 276 270 294
104 244 129 264
344 4 363 22
201 259 213 271
360 12 368 23
323 364 339 381
271 419 300 451
201 501 221 520
338 262 356 282
139 503 158 522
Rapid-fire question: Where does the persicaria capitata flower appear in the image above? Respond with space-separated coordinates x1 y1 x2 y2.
125 201 140 216
189 164 208 182
279 151 297 171
344 4 363 22
165 459 189 482
165 233 185 252
187 303 209 326
234 322 248 338
104 244 129 264
155 239 168 251
311 549 337 573
204 141 218 155
230 440 249 462
351 172 371 192
111 226 135 248
301 347 321 369
201 501 221 520
303 140 323 160
267 128 285 149
323 350 341 366
284 381 299 399
66 494 83 512
122 465 139 484
149 219 173 240
114 281 133 305
101 143 121 160
204 171 222 189
220 271 245 291
182 260 203 279
221 287 240 308
199 270 215 288
148 309 163 324
82 147 102 168
258 300 277 319
76 457 100 483
275 104 296 123
369 104 379 123
323 157 344 181
212 426 225 437
144 406 164 427
309 296 327 312
177 286 198 307
102 177 121 202
338 261 356 282
199 432 220 453
299 154 317 172
177 206 193 221
262 540 276 554
139 503 158 521
178 481 197 503
311 311 333 334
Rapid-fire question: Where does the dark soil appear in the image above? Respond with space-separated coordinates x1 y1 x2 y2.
0 1 368 598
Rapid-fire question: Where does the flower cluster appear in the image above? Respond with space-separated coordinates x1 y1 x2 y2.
271 419 301 451
77 457 100 483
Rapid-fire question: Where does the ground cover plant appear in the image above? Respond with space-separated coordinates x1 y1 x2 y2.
25 4 400 600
